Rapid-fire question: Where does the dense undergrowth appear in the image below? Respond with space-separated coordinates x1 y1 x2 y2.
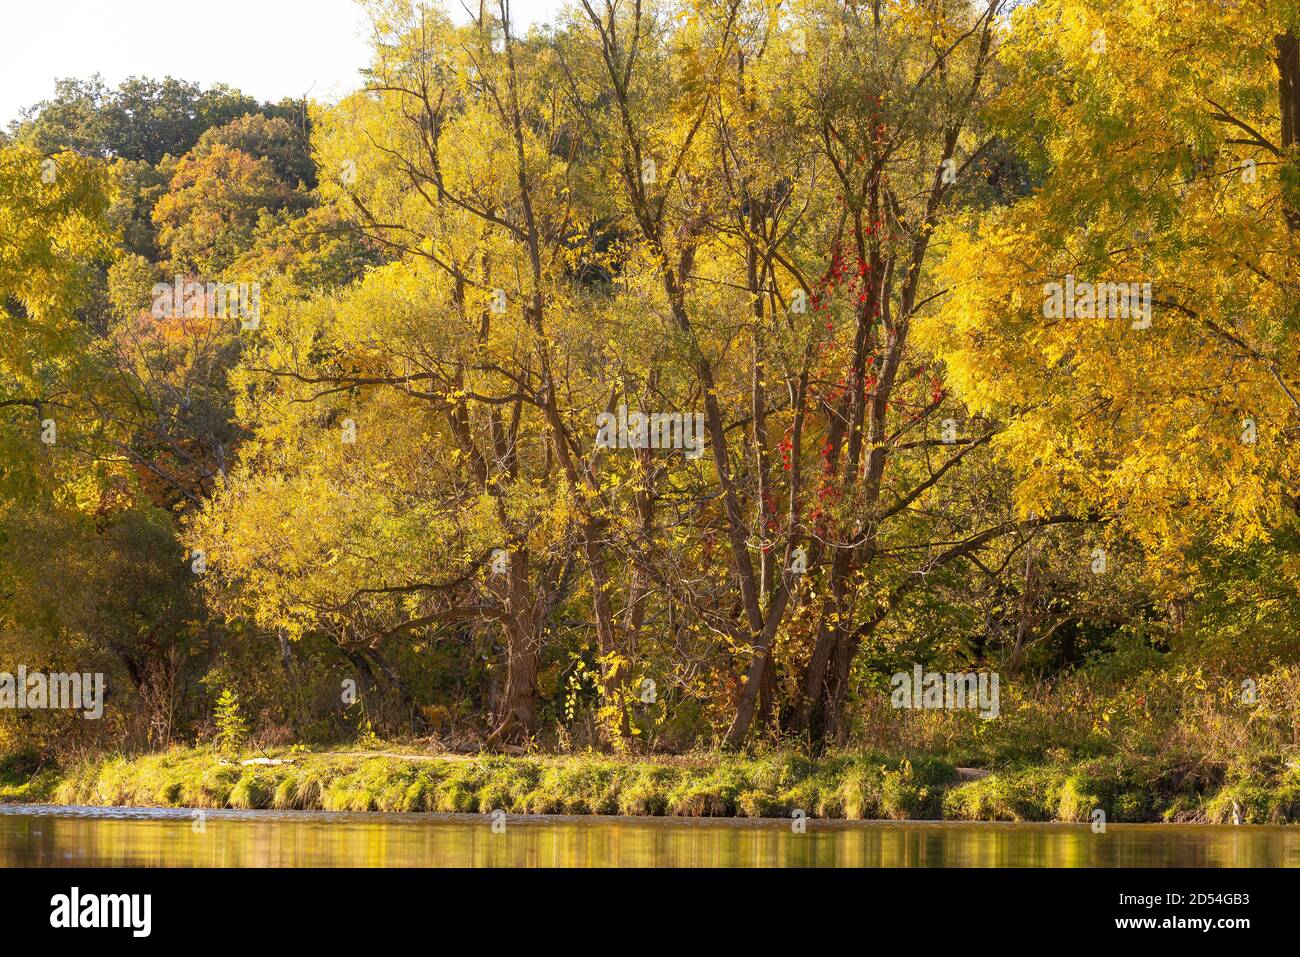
6 654 1300 823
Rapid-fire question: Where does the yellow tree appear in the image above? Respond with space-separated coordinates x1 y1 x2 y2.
1 144 112 471
922 0 1300 595
199 0 652 744
567 0 1027 745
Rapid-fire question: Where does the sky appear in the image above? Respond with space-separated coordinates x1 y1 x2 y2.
0 0 567 129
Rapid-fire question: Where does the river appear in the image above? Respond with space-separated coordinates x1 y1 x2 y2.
2 805 1297 866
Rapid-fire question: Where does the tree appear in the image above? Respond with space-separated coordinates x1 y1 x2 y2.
921 0 1300 590
0 143 113 482
13 75 297 166
563 0 1037 745
152 143 307 273
0 144 208 751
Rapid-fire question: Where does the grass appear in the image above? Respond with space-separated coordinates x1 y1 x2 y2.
0 757 61 805
8 746 963 818
0 742 1291 822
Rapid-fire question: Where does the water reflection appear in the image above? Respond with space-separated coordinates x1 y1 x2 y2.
1 805 1296 867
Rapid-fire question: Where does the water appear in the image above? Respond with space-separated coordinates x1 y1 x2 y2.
2 805 1297 867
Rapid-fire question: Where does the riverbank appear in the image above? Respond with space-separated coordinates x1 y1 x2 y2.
4 745 1299 823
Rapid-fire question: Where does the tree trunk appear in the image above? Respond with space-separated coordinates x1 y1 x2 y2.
486 550 542 746
1276 31 1300 229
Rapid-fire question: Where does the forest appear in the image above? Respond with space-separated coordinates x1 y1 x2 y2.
3 0 1300 822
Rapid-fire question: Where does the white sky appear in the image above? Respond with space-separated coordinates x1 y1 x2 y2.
0 0 567 129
